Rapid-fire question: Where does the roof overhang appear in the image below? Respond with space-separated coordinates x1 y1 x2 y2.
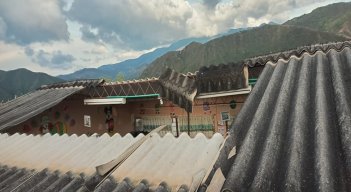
107 94 160 99
84 98 127 105
196 86 252 99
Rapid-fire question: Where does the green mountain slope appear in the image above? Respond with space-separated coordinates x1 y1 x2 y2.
284 2 351 38
140 24 347 78
0 68 62 102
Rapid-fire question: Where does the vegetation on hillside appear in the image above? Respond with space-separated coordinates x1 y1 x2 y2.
0 69 62 102
284 2 351 38
140 24 347 78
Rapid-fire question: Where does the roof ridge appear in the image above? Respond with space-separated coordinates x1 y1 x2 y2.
103 77 159 86
196 40 351 71
157 132 224 140
38 79 104 90
245 40 351 67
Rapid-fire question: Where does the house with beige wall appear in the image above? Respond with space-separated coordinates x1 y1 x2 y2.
1 63 253 137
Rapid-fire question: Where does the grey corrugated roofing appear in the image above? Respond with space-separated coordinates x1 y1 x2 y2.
38 79 104 90
0 165 181 192
0 87 83 131
0 79 104 131
196 63 247 93
208 42 351 191
159 69 197 112
0 165 89 192
159 64 248 112
0 132 225 191
244 40 351 67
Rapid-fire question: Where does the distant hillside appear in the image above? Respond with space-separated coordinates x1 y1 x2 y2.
57 28 246 81
284 2 351 38
0 68 62 102
140 24 347 78
57 37 211 81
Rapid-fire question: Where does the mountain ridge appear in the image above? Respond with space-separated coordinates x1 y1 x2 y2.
284 2 351 38
140 24 347 78
57 28 246 80
0 68 62 101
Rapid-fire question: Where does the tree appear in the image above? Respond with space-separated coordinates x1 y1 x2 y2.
115 72 125 82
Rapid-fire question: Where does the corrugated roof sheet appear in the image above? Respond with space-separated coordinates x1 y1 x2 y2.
196 63 247 94
38 79 104 90
211 42 351 191
0 87 83 131
159 64 248 112
0 132 225 191
159 68 197 112
0 133 143 175
0 165 89 192
244 40 351 67
111 133 224 191
0 79 105 131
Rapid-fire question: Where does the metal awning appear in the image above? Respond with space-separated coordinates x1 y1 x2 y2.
107 94 160 99
196 86 252 99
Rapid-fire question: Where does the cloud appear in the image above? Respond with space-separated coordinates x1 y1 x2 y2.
66 0 331 50
51 51 75 65
67 0 193 50
203 0 221 9
30 49 75 69
0 17 7 39
24 47 34 56
0 0 69 45
0 0 345 77
80 25 99 43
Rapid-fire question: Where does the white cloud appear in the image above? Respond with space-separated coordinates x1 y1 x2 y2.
0 0 349 77
67 0 194 50
66 0 337 50
0 0 68 45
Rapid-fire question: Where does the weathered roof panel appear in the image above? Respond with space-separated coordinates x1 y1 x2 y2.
0 133 144 175
244 40 351 67
214 44 351 191
0 79 105 131
38 79 104 90
112 132 224 191
196 63 248 94
159 69 197 112
0 132 225 191
0 87 83 131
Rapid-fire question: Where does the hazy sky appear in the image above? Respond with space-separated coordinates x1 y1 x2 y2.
0 0 348 76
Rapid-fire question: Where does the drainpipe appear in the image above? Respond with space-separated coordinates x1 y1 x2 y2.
187 111 190 135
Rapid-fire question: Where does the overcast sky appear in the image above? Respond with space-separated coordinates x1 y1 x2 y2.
0 0 348 76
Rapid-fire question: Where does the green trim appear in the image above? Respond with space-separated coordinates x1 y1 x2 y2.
249 78 258 85
107 94 160 99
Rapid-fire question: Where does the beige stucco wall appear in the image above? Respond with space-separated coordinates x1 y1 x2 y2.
8 93 247 136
